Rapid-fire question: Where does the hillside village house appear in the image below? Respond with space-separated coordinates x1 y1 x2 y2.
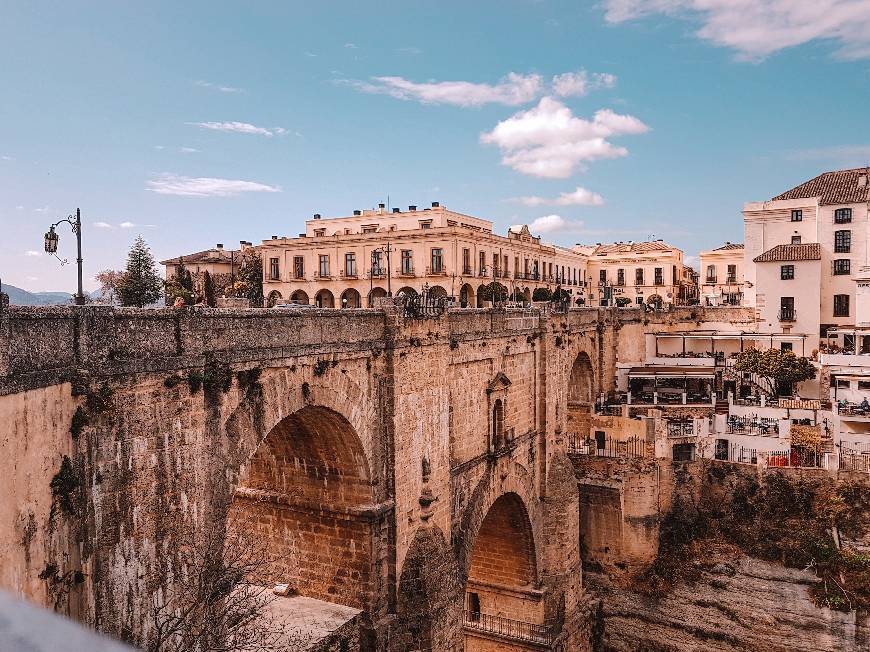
160 242 252 293
578 240 697 307
257 203 590 308
744 167 870 348
699 242 745 306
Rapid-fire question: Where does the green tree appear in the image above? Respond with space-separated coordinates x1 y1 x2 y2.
615 296 632 307
203 270 216 307
117 236 163 308
552 286 571 304
734 348 817 397
477 282 508 304
237 250 264 306
532 287 552 302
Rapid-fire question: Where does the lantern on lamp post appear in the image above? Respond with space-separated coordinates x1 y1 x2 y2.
44 208 84 305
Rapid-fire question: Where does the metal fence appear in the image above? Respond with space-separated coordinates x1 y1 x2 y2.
768 447 822 468
567 434 647 458
728 444 758 465
463 611 552 645
726 415 779 436
667 420 695 438
840 443 870 473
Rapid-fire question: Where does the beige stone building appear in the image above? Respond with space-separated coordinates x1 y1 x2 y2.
258 203 590 307
699 242 745 306
743 167 870 344
160 241 251 281
578 240 696 307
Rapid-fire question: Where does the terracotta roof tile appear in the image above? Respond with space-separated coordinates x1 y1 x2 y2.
592 241 675 255
753 243 821 263
160 248 239 265
713 242 744 251
772 167 870 206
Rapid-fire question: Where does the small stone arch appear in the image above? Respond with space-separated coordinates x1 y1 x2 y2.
314 288 335 308
368 286 387 306
459 283 475 308
266 290 282 307
568 351 595 405
289 289 309 304
341 287 362 308
397 286 418 298
428 285 448 299
391 526 463 652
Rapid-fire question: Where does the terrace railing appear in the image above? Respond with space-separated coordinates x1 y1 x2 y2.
463 611 551 646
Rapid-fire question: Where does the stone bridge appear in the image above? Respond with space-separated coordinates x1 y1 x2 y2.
0 304 750 651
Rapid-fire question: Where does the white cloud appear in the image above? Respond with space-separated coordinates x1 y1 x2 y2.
119 221 135 228
146 174 282 197
519 214 589 234
603 0 870 60
480 97 649 178
24 250 41 257
341 69 616 107
513 186 606 206
684 254 700 268
195 80 244 93
189 121 286 137
1 155 14 161
93 221 114 229
304 51 317 57
342 73 545 107
344 42 358 49
16 205 24 210
552 71 617 97
33 206 50 213
397 46 423 55
179 147 200 153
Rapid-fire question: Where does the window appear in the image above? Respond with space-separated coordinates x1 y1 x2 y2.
858 381 870 390
781 265 794 280
371 251 383 275
401 249 413 274
835 230 851 253
431 248 444 273
780 342 793 352
467 592 481 620
599 269 607 285
293 256 304 279
419 221 432 229
834 208 852 224
318 255 329 277
479 251 486 275
791 235 802 245
780 297 795 321
715 439 728 461
491 399 504 449
635 268 644 286
836 378 851 389
344 252 357 277
706 265 716 283
654 267 663 285
833 259 851 275
269 257 279 280
314 228 325 237
362 225 377 234
672 443 695 462
791 209 802 222
493 254 499 276
726 265 737 283
834 294 850 317
636 296 644 305
462 248 471 275
617 268 625 286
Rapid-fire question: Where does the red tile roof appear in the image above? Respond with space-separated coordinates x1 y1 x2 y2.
772 167 870 205
160 248 239 266
713 242 744 251
753 243 821 263
592 241 675 255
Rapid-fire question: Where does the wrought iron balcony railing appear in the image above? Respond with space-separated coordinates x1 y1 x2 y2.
778 309 796 322
463 611 551 646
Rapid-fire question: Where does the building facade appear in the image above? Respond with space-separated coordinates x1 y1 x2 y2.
258 203 590 307
699 242 745 306
579 240 696 307
743 167 870 341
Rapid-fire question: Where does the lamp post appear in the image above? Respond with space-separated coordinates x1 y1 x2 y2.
44 208 84 305
371 242 393 297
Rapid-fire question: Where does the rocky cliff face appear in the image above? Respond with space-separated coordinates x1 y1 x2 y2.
588 556 869 652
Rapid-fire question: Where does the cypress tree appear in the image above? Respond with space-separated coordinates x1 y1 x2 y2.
117 236 163 308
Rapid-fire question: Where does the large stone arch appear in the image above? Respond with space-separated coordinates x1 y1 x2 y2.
231 404 374 609
391 526 463 652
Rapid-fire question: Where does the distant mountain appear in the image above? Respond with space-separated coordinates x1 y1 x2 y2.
2 284 75 306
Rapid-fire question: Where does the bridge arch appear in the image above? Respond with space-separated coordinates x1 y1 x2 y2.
566 350 595 440
231 404 374 610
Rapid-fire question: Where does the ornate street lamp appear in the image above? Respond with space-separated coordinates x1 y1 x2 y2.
44 208 84 305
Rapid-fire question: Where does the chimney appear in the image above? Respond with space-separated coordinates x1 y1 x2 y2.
392 207 401 213
313 213 321 219
409 205 417 211
353 210 361 216
431 201 440 208
272 235 278 240
216 243 223 249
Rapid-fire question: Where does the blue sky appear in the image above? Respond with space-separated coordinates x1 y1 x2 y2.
2 0 869 292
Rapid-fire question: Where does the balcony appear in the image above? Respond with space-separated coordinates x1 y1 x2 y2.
463 266 472 276
396 267 415 277
464 611 551 647
778 309 796 322
705 276 717 284
340 270 358 279
314 272 332 280
369 268 386 279
726 275 738 284
426 266 447 276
